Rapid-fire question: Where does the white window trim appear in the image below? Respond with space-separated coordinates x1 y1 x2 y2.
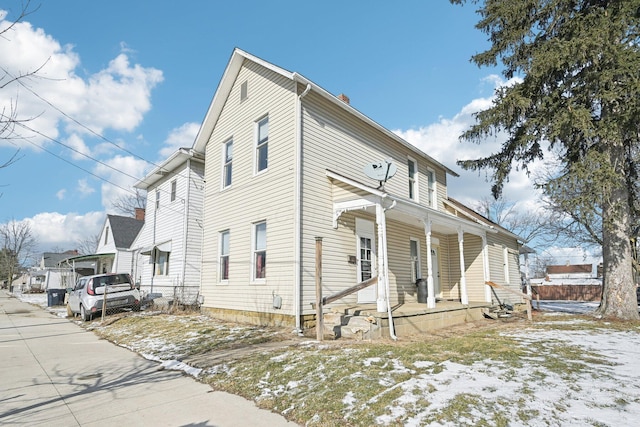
503 246 510 284
251 220 267 284
427 167 436 208
218 230 230 283
154 249 170 276
410 237 421 283
408 156 418 203
254 116 269 175
221 138 233 190
170 180 177 202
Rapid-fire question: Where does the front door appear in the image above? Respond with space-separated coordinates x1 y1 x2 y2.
356 218 376 303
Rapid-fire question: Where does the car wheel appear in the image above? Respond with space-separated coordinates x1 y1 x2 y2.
80 305 92 322
133 303 140 312
66 303 73 318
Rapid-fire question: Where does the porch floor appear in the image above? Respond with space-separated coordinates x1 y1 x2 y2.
324 300 494 339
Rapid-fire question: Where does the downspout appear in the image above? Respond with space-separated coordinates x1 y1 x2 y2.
294 81 312 335
383 199 397 340
181 159 192 292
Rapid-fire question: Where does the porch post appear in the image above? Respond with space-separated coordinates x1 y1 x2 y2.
375 203 387 312
458 228 469 305
423 219 436 309
482 235 492 303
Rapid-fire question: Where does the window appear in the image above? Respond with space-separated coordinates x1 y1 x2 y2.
104 227 109 245
252 221 266 280
240 80 248 101
219 230 230 281
408 158 417 201
170 180 177 202
154 250 170 276
223 139 233 188
155 189 160 210
426 168 436 207
256 117 269 173
410 239 421 283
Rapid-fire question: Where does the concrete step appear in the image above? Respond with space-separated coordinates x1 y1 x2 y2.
323 312 378 340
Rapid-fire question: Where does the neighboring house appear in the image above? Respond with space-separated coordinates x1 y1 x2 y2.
130 147 205 302
60 214 144 277
23 250 79 292
191 48 525 331
531 263 602 301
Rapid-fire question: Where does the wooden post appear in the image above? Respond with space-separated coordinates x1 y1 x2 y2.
315 237 323 341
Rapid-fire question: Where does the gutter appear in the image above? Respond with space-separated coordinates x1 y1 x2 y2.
293 80 312 335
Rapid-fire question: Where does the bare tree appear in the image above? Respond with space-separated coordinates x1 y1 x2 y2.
110 188 146 217
0 219 36 289
76 233 100 255
1 1 41 195
473 197 549 247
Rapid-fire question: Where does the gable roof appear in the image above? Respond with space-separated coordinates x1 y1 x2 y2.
192 48 458 177
42 251 79 268
134 147 205 190
107 215 144 249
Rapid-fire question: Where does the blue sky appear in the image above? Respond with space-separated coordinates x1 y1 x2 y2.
0 1 597 266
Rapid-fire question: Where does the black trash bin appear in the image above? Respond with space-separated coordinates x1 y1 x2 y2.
415 279 428 304
47 289 65 307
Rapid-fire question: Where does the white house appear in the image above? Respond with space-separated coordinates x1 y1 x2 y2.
131 147 205 303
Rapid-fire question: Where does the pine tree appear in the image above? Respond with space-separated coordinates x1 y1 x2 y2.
452 0 640 320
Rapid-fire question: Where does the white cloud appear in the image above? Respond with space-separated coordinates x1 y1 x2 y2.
65 133 91 160
93 155 150 212
19 211 105 253
394 75 544 210
159 122 200 158
0 13 163 149
56 189 66 200
76 178 95 197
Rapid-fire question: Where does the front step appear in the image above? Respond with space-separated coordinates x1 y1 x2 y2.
323 311 379 340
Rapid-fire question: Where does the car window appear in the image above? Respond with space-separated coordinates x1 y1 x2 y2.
74 279 86 291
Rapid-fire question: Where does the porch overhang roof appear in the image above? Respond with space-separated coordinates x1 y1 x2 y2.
326 169 497 237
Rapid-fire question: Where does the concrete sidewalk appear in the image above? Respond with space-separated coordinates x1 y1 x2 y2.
0 290 298 426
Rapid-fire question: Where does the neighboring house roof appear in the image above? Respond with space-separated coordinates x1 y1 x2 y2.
41 251 79 268
192 48 459 177
108 215 144 249
134 147 205 190
547 264 592 275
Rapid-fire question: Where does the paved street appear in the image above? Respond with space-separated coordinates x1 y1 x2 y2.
0 290 298 426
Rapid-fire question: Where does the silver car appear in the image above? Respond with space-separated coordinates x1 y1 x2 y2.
67 273 141 321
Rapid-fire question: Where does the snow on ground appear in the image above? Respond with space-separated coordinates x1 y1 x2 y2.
13 291 640 425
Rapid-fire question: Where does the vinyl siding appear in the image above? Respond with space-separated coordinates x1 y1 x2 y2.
132 159 204 298
200 60 297 314
298 91 451 312
486 233 523 304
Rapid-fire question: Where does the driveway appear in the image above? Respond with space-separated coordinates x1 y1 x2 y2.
0 289 298 426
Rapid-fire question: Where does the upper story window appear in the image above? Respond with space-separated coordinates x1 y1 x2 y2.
223 139 233 188
256 117 269 173
252 221 266 281
426 168 436 207
104 227 109 245
170 180 177 202
408 158 418 201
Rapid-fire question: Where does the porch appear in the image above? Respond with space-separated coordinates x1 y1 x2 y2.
323 300 494 340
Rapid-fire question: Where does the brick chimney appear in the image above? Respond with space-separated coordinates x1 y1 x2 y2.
135 207 146 221
337 93 350 105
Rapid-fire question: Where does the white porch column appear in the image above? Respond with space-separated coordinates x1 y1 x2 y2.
423 219 436 309
458 228 469 305
376 203 387 312
482 235 492 303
